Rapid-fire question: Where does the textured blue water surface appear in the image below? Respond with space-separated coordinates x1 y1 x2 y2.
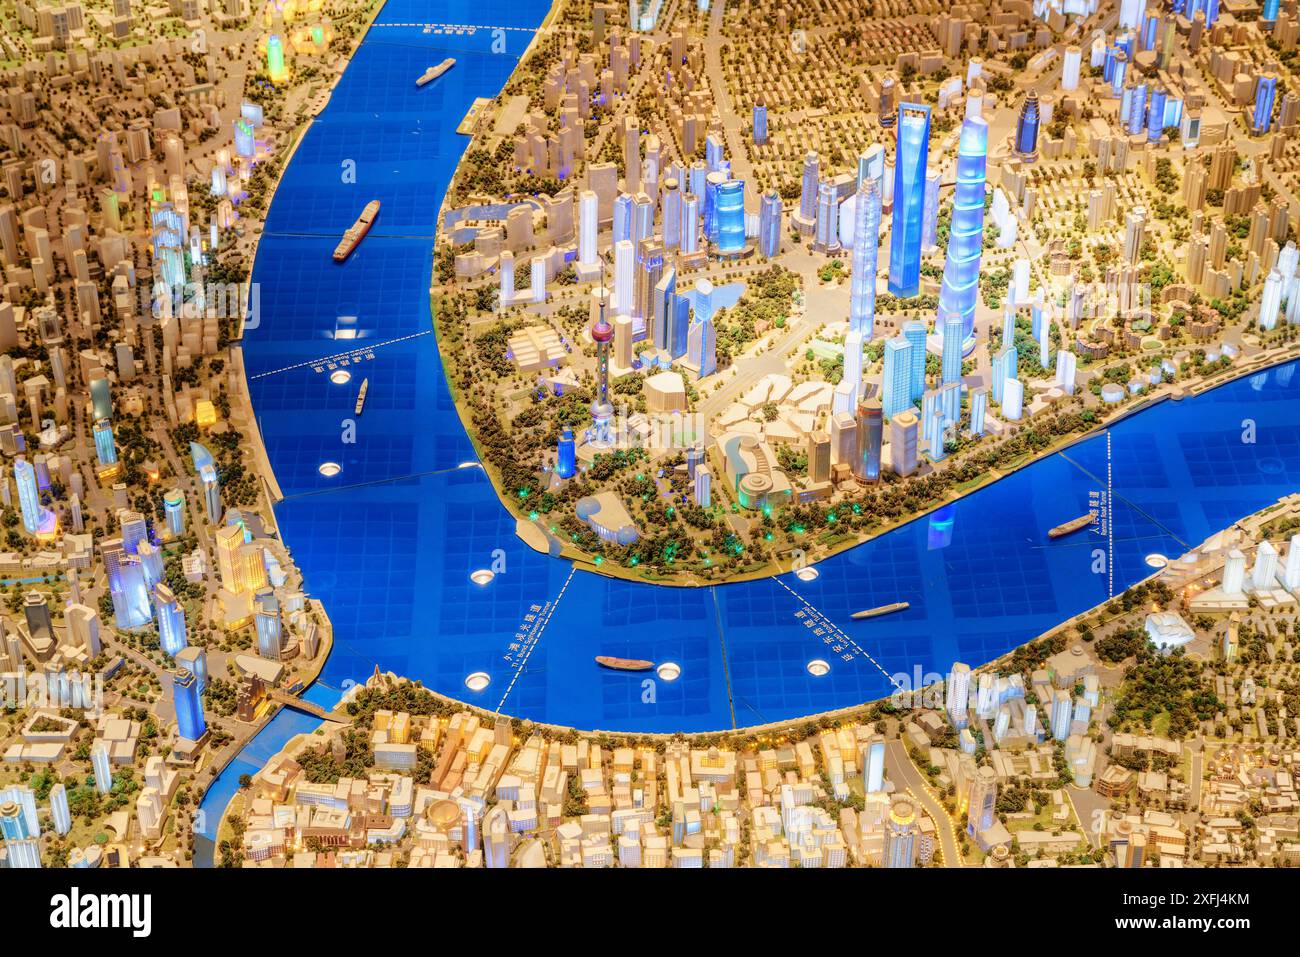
239 2 1300 740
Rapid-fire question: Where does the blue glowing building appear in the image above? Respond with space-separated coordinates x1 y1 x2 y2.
173 669 206 742
13 457 54 537
1142 12 1159 50
881 336 913 419
937 115 989 352
1264 0 1280 23
849 173 882 339
703 172 725 242
108 555 152 630
888 103 930 298
92 418 117 467
163 489 186 536
753 99 768 145
903 319 927 401
669 292 691 359
940 313 964 386
1014 92 1040 160
714 179 746 254
1253 74 1278 135
758 189 781 258
1147 87 1167 142
556 427 576 479
1127 82 1148 136
155 583 188 657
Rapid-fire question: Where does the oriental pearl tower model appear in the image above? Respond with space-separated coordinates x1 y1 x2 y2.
589 293 615 447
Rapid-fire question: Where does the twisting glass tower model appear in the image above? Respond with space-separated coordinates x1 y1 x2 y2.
888 104 931 298
589 297 615 447
1014 91 1040 161
937 114 990 355
849 172 882 339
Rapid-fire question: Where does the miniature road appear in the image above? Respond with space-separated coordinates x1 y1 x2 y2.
885 738 962 867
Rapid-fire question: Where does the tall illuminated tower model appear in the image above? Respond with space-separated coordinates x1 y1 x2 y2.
758 189 781 258
680 192 700 254
1253 74 1278 135
888 104 930 298
753 98 768 145
1014 92 1040 161
93 418 117 466
13 457 55 537
155 583 188 657
849 173 881 338
173 669 207 742
937 115 989 353
854 399 883 483
1263 0 1280 27
589 298 615 447
881 336 912 419
266 35 287 83
715 179 746 254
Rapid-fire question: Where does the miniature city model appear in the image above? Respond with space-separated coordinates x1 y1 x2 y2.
0 0 1298 884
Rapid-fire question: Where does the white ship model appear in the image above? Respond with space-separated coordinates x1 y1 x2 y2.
417 58 456 87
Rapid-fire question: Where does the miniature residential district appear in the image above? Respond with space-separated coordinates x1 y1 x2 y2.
0 0 1296 875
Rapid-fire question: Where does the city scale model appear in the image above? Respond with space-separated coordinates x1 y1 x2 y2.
0 0 1296 893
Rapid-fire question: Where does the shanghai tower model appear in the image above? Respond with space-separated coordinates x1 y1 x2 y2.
937 113 989 354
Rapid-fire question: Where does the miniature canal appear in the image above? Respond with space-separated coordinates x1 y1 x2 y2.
195 0 1300 864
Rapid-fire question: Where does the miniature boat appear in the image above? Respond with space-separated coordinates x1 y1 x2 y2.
850 602 909 620
595 656 654 672
354 378 368 415
417 58 456 87
333 200 379 262
1048 512 1096 539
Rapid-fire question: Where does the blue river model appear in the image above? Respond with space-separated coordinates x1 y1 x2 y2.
197 0 1300 863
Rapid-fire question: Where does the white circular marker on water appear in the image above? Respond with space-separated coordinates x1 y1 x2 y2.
656 662 681 682
1145 554 1168 569
464 672 490 692
794 566 819 582
806 659 830 677
330 369 352 385
318 462 341 477
470 569 494 585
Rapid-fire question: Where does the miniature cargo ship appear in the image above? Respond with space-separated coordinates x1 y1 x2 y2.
333 200 380 262
595 656 654 672
1048 512 1096 539
355 378 368 415
850 601 909 620
417 58 456 87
